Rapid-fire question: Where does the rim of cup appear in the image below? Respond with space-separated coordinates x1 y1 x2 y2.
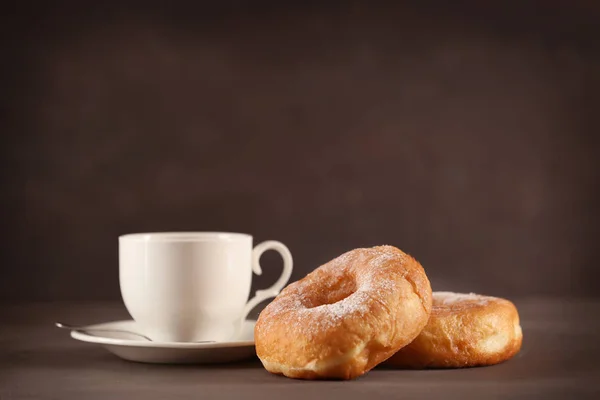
119 232 252 242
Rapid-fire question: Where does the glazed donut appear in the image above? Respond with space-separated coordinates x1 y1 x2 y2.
254 245 432 380
385 292 522 368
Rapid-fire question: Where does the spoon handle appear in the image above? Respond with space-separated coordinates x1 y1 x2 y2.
55 322 153 341
55 322 216 343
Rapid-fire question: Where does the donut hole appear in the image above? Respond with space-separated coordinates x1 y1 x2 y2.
306 274 357 308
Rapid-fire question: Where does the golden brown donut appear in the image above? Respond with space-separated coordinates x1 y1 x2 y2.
254 245 432 380
385 292 523 368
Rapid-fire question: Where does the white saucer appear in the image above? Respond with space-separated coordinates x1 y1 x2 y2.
70 319 257 364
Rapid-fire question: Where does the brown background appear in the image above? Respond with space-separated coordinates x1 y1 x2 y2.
1 1 599 303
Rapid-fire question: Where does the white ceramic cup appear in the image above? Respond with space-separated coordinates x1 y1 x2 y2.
119 232 293 343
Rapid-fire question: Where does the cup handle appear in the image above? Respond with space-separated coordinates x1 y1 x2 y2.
240 240 293 320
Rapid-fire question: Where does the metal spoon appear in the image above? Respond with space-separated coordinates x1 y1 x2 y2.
55 322 154 341
55 322 215 343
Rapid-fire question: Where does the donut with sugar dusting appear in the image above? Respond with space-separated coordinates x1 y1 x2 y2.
254 245 432 380
384 292 523 368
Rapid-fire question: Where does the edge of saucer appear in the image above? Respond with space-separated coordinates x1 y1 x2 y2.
70 319 256 349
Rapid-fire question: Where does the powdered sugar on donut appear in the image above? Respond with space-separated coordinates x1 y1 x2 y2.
320 291 371 319
261 247 406 336
434 291 491 306
269 291 372 336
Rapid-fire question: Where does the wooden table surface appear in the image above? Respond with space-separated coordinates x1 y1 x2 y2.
1 299 599 399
